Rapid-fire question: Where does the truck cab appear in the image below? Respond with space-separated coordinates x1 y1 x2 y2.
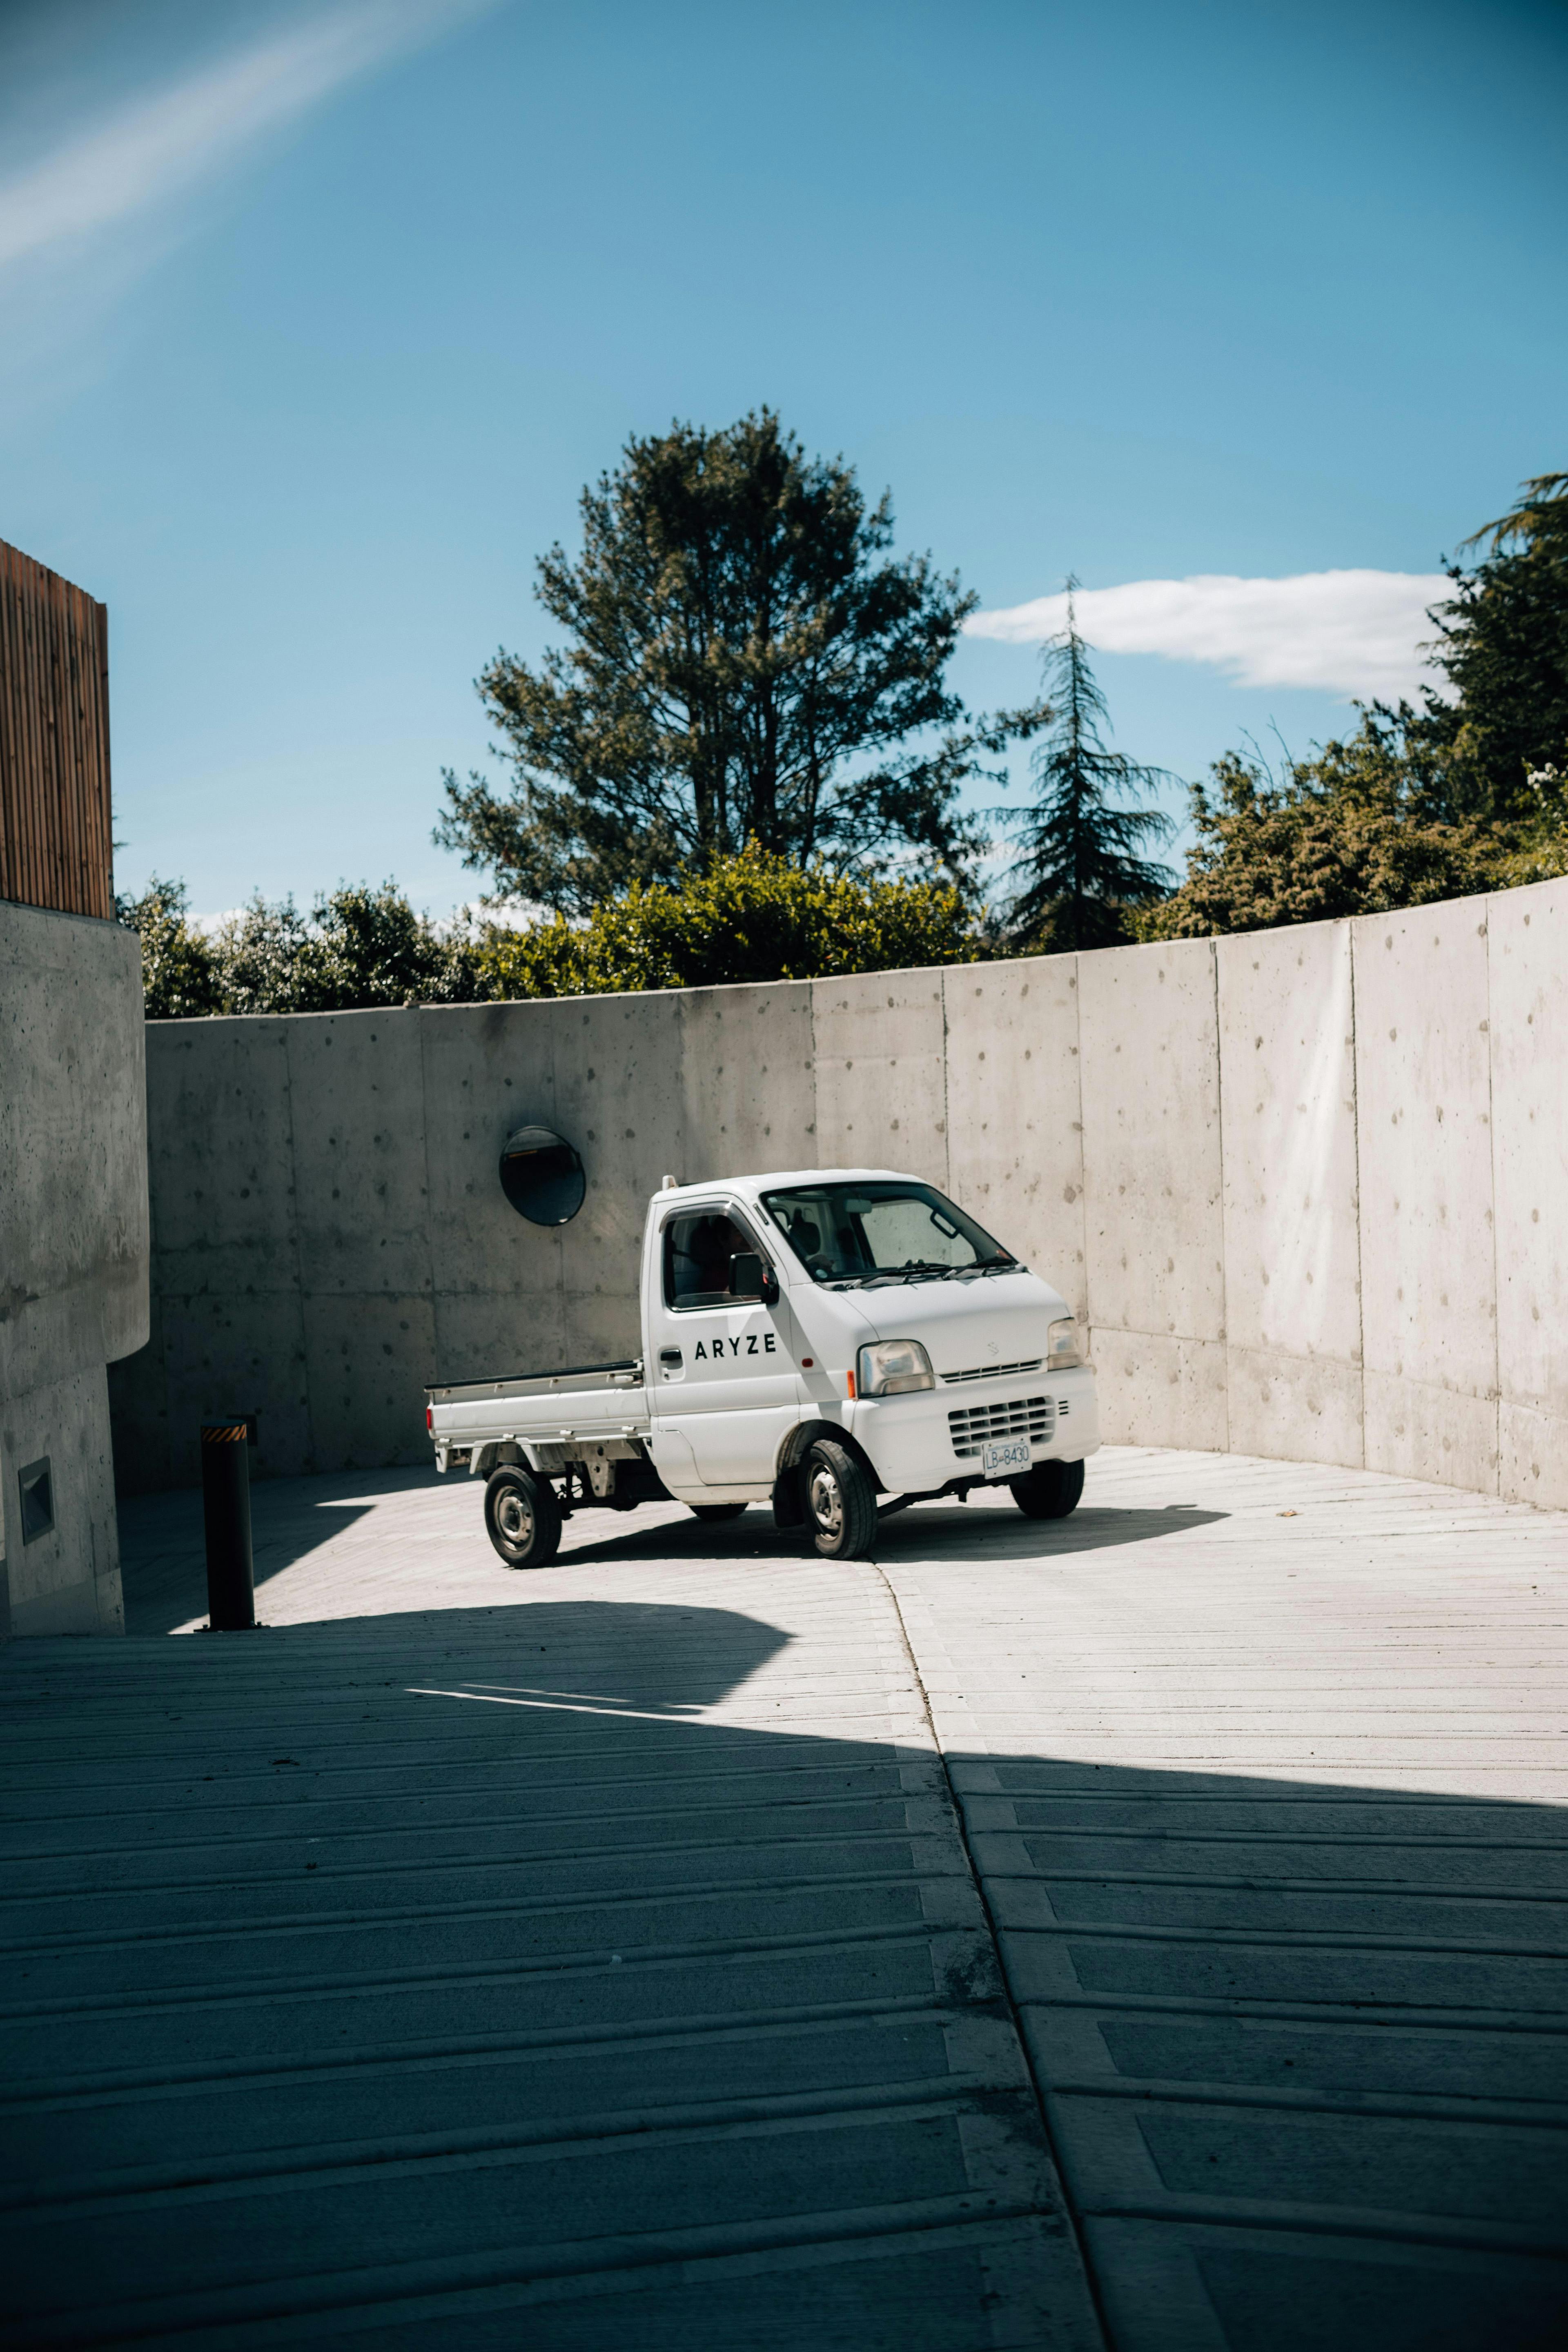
427 1165 1098 1564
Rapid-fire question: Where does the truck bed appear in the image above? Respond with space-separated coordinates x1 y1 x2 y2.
426 1359 641 1407
426 1359 650 1468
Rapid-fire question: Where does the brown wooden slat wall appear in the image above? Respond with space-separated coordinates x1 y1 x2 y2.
0 536 113 920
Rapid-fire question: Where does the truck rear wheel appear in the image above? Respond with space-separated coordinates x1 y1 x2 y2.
690 1503 747 1523
484 1466 563 1568
804 1440 878 1559
1009 1459 1085 1520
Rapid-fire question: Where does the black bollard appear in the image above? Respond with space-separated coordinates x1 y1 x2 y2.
201 1419 256 1630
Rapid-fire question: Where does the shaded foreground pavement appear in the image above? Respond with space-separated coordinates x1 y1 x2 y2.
2 1448 1566 2348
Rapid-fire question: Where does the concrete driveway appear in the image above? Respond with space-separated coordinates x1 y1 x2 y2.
2 1448 1566 2348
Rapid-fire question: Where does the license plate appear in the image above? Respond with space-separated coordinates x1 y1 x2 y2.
981 1437 1032 1479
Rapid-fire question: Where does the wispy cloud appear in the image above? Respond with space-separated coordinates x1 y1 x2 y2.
0 1 488 280
966 571 1455 700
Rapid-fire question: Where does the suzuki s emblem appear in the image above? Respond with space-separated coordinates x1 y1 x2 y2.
987 1341 999 1357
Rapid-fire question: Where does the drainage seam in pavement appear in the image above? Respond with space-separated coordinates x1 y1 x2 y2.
866 1555 1113 2351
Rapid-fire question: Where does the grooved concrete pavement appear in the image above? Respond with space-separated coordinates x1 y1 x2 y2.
2 1448 1565 2348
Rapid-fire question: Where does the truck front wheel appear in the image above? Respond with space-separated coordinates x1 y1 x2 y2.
804 1440 878 1559
1009 1459 1085 1520
484 1466 563 1568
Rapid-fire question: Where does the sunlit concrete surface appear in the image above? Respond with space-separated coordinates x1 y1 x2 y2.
2 1448 1566 2348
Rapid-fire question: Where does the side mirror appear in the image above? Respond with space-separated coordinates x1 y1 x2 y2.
730 1252 779 1305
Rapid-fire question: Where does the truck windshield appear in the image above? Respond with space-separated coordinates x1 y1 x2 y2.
759 1180 1016 1285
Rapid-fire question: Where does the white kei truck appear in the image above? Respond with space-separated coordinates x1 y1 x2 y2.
425 1167 1099 1566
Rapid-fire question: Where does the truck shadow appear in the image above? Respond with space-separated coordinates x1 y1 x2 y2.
117 1476 1225 1630
4 1594 1565 2349
554 1499 1228 1571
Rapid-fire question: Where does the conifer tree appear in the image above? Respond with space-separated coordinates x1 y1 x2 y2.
1407 470 1568 824
437 411 1046 913
992 588 1174 950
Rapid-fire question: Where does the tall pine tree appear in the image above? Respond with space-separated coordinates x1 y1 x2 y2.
993 588 1174 950
437 413 1046 914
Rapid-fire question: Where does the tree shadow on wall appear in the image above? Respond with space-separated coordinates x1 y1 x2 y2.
6 1595 1567 2350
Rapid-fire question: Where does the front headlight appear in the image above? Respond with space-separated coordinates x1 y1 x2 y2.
857 1339 935 1396
1047 1317 1084 1370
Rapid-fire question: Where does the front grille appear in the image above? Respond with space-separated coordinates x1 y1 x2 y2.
949 1395 1054 1459
942 1357 1043 1385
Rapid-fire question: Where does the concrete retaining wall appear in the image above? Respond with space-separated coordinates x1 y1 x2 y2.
110 875 1568 1510
2 900 150 1632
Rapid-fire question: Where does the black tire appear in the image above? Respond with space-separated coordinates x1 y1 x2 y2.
804 1439 879 1559
690 1503 748 1523
1009 1458 1085 1521
483 1466 563 1568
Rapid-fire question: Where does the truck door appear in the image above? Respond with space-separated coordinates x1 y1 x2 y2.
648 1201 798 1486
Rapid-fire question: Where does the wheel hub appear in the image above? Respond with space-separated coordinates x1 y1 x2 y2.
808 1464 843 1540
497 1491 534 1546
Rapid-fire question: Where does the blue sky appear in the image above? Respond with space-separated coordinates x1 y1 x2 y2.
2 0 1565 918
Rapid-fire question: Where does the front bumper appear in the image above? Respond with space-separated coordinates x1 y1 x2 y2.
847 1362 1100 1494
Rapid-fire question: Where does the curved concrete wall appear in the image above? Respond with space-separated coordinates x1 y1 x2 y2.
1 900 150 1633
111 874 1568 1510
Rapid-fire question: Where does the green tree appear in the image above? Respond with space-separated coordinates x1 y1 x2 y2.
121 880 483 1017
115 876 223 1018
1139 710 1502 940
437 410 1045 913
475 843 984 999
1409 470 1568 824
214 882 482 1012
290 882 481 1010
210 893 312 1013
990 592 1174 950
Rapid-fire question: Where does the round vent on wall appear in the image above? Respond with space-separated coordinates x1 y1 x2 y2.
499 1125 586 1226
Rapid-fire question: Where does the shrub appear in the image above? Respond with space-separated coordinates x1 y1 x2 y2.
474 844 985 1000
114 877 224 1018
120 879 483 1017
1138 717 1507 940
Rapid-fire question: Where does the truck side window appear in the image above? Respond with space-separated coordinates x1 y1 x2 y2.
663 1209 768 1310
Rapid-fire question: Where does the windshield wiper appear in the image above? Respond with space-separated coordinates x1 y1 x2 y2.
830 1256 1004 1290
863 1260 966 1287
